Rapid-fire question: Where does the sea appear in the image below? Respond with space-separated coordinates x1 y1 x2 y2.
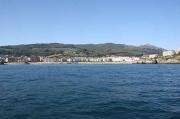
0 64 180 119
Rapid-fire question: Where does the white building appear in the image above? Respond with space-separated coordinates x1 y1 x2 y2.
163 50 176 57
109 56 140 62
149 54 158 59
44 57 57 62
111 57 124 62
67 58 73 62
5 57 9 62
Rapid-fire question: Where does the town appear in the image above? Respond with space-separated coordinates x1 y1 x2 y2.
0 49 180 64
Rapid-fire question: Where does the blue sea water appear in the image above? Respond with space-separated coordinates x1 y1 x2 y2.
0 64 180 119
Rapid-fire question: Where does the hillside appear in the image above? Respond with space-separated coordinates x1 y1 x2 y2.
0 43 165 57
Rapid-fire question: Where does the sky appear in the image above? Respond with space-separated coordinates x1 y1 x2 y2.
0 0 180 49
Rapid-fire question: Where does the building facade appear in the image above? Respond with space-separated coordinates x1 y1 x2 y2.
163 50 176 57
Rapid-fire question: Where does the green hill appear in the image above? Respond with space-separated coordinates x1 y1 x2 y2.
0 43 165 57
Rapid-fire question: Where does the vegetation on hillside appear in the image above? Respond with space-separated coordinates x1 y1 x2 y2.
0 43 165 57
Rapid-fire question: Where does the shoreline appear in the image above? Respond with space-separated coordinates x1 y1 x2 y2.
6 62 180 65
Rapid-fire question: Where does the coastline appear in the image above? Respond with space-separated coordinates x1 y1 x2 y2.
6 61 180 65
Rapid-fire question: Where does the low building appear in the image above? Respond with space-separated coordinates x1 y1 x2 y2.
111 56 124 62
4 58 8 63
16 56 29 62
44 57 57 62
30 56 41 62
67 58 73 62
8 56 17 62
60 57 67 62
39 56 45 62
149 54 158 59
141 55 149 59
163 50 176 57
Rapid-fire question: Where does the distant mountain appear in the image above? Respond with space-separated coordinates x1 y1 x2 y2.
0 43 165 57
139 43 163 49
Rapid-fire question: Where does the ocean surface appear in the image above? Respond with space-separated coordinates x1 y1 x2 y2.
0 64 180 119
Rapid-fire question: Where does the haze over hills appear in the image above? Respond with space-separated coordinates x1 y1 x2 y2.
0 43 165 57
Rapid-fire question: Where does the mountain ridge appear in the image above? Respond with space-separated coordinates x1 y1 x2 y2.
0 43 165 57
